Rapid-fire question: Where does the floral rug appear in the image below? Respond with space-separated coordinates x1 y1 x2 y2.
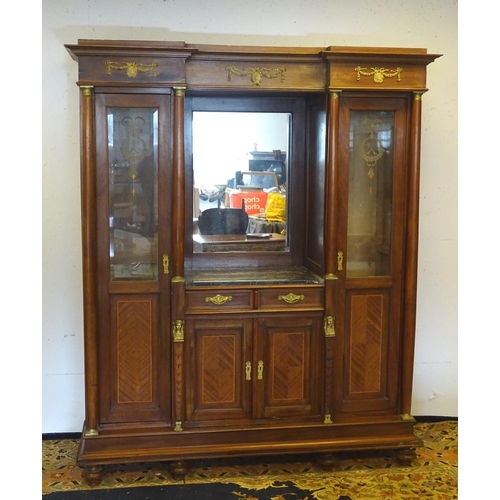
42 420 457 499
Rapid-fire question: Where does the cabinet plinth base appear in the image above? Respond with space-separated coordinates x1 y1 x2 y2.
77 419 422 485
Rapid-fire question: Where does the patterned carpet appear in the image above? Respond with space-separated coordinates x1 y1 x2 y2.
42 420 457 499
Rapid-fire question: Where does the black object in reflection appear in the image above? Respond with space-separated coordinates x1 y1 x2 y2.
198 207 249 235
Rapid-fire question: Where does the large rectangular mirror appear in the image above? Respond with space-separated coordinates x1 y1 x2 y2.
192 111 290 253
185 95 307 268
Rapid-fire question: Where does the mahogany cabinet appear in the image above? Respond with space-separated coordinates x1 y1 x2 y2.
65 39 440 484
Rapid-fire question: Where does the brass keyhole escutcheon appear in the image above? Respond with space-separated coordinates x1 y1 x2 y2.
337 251 344 271
163 254 169 274
257 360 264 380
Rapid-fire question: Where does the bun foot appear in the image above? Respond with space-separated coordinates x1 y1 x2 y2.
169 460 189 481
317 452 339 471
395 448 416 466
82 465 103 486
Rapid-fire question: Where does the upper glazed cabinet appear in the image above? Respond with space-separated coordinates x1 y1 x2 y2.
65 39 440 485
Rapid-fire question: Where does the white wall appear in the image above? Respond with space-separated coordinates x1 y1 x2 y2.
42 0 458 433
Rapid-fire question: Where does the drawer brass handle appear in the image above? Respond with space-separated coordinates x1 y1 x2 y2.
278 293 305 304
205 294 233 305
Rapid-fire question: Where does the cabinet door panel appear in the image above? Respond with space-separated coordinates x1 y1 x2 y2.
185 318 253 421
334 96 408 415
103 295 165 422
342 289 393 411
256 315 322 419
95 93 172 424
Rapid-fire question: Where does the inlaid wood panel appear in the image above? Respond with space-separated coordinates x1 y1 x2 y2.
349 293 385 395
339 290 395 413
270 332 306 401
200 334 238 404
186 318 252 421
257 316 322 419
103 295 165 423
114 298 155 404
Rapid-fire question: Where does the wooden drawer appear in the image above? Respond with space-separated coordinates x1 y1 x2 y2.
256 287 324 310
186 290 253 313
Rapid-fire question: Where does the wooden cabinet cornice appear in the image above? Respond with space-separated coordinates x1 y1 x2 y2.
66 39 439 91
65 38 441 486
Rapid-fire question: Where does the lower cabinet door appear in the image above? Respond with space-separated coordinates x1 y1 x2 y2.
254 315 323 419
185 317 253 422
185 314 323 424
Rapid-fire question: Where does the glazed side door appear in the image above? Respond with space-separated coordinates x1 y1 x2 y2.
333 95 410 415
95 91 173 424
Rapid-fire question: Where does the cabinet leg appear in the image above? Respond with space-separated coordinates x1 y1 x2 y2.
169 460 189 481
395 448 417 466
317 452 338 471
82 465 104 486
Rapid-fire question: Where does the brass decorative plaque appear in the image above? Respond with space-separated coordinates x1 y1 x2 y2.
355 66 402 84
226 65 286 86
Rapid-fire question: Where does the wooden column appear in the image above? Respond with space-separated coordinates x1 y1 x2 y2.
171 87 186 430
324 90 341 279
323 90 341 420
172 87 186 277
400 91 425 416
80 86 99 435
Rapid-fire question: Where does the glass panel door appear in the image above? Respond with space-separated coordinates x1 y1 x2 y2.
346 111 395 277
108 107 159 280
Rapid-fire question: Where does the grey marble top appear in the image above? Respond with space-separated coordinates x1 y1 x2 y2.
185 266 324 286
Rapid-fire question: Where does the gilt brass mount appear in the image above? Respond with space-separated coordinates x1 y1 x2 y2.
226 65 286 86
257 360 264 380
172 320 185 343
105 60 159 78
324 316 336 338
355 66 403 84
278 293 305 304
337 251 344 271
205 294 233 305
163 254 169 275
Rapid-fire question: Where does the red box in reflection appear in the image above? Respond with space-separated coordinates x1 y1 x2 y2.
229 191 268 215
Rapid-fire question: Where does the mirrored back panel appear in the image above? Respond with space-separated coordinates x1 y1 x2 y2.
185 96 307 268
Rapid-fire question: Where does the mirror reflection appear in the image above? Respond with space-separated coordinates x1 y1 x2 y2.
192 112 290 253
